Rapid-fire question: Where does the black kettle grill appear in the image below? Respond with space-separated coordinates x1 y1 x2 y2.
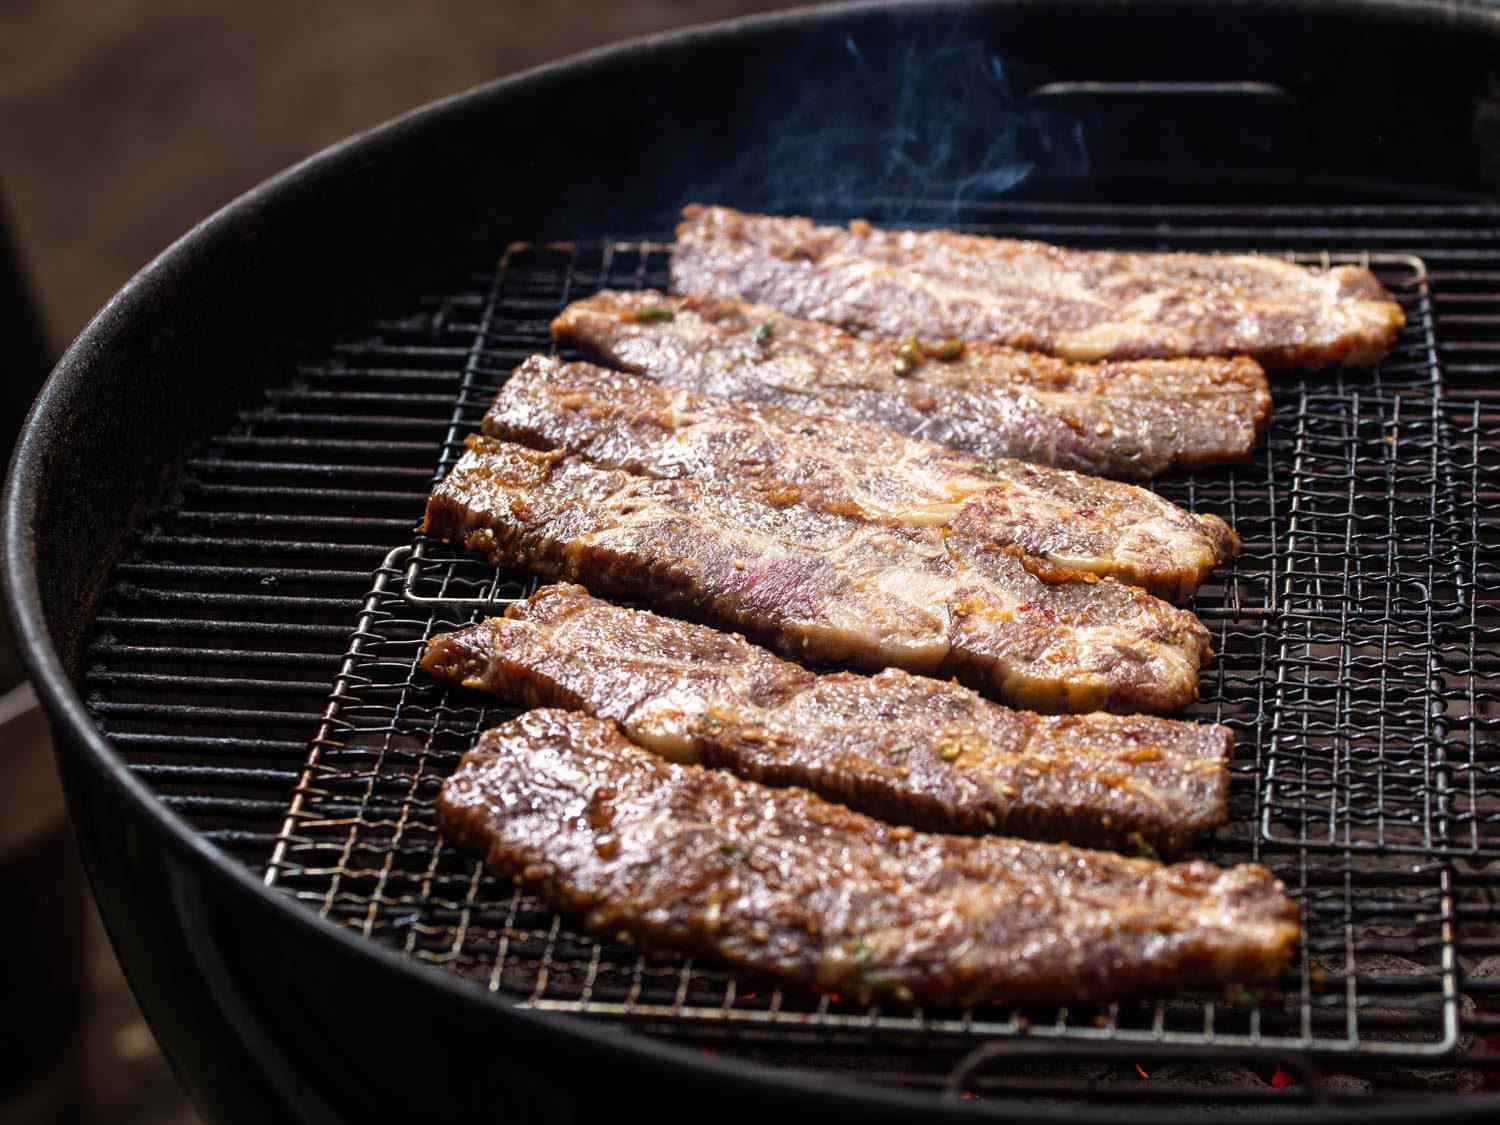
9 2 1500 1121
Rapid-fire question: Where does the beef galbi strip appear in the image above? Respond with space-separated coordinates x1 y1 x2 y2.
422 435 1212 713
672 205 1405 370
553 289 1272 480
422 584 1232 854
438 710 1299 1007
485 356 1236 603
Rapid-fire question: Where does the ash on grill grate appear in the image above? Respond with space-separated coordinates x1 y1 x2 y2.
83 207 1500 1096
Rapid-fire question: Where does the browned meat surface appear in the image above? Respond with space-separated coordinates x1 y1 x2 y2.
422 435 1213 714
437 709 1299 1006
426 438 1218 714
485 355 1236 602
554 289 1272 480
422 584 1232 854
672 205 1405 370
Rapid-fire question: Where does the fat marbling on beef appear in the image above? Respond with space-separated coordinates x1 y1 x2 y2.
553 289 1272 480
484 356 1237 602
422 584 1231 854
421 435 1213 714
671 205 1405 370
437 709 1299 1007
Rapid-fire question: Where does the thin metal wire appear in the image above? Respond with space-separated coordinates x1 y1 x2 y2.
80 212 1500 1089
257 239 1461 1063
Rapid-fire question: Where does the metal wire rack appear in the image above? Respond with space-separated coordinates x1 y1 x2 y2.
82 205 1500 1093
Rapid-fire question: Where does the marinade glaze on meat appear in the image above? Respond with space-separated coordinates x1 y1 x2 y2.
437 710 1300 1007
484 356 1237 603
421 435 1214 714
672 205 1405 370
554 289 1272 480
422 584 1231 854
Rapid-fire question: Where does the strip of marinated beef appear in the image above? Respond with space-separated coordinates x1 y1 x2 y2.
553 289 1272 480
437 709 1299 1006
484 356 1237 603
671 205 1405 370
421 435 1212 714
422 584 1231 854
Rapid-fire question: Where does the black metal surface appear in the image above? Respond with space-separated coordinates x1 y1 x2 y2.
14 3 1500 1122
64 207 1498 1105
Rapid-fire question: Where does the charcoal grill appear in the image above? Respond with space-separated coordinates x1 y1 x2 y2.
11 1 1500 1121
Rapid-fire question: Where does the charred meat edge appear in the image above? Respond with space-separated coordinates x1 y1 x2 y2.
553 288 1273 481
670 204 1405 370
437 709 1300 1008
422 583 1231 855
421 435 1214 714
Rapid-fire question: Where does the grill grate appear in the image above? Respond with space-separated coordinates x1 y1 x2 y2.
84 205 1500 1094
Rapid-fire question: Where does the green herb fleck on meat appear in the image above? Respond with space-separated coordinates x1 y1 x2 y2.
851 935 870 976
632 306 675 324
752 322 774 345
1222 984 1259 1007
1125 831 1162 863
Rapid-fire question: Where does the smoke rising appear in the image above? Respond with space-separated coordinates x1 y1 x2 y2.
685 21 1087 222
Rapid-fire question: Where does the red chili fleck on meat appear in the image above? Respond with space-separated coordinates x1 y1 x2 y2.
1135 1063 1150 1080
1269 1066 1296 1088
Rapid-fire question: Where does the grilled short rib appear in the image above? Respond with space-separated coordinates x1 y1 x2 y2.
672 205 1405 370
422 584 1231 854
437 709 1299 1006
553 289 1272 480
421 435 1213 714
484 355 1236 602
